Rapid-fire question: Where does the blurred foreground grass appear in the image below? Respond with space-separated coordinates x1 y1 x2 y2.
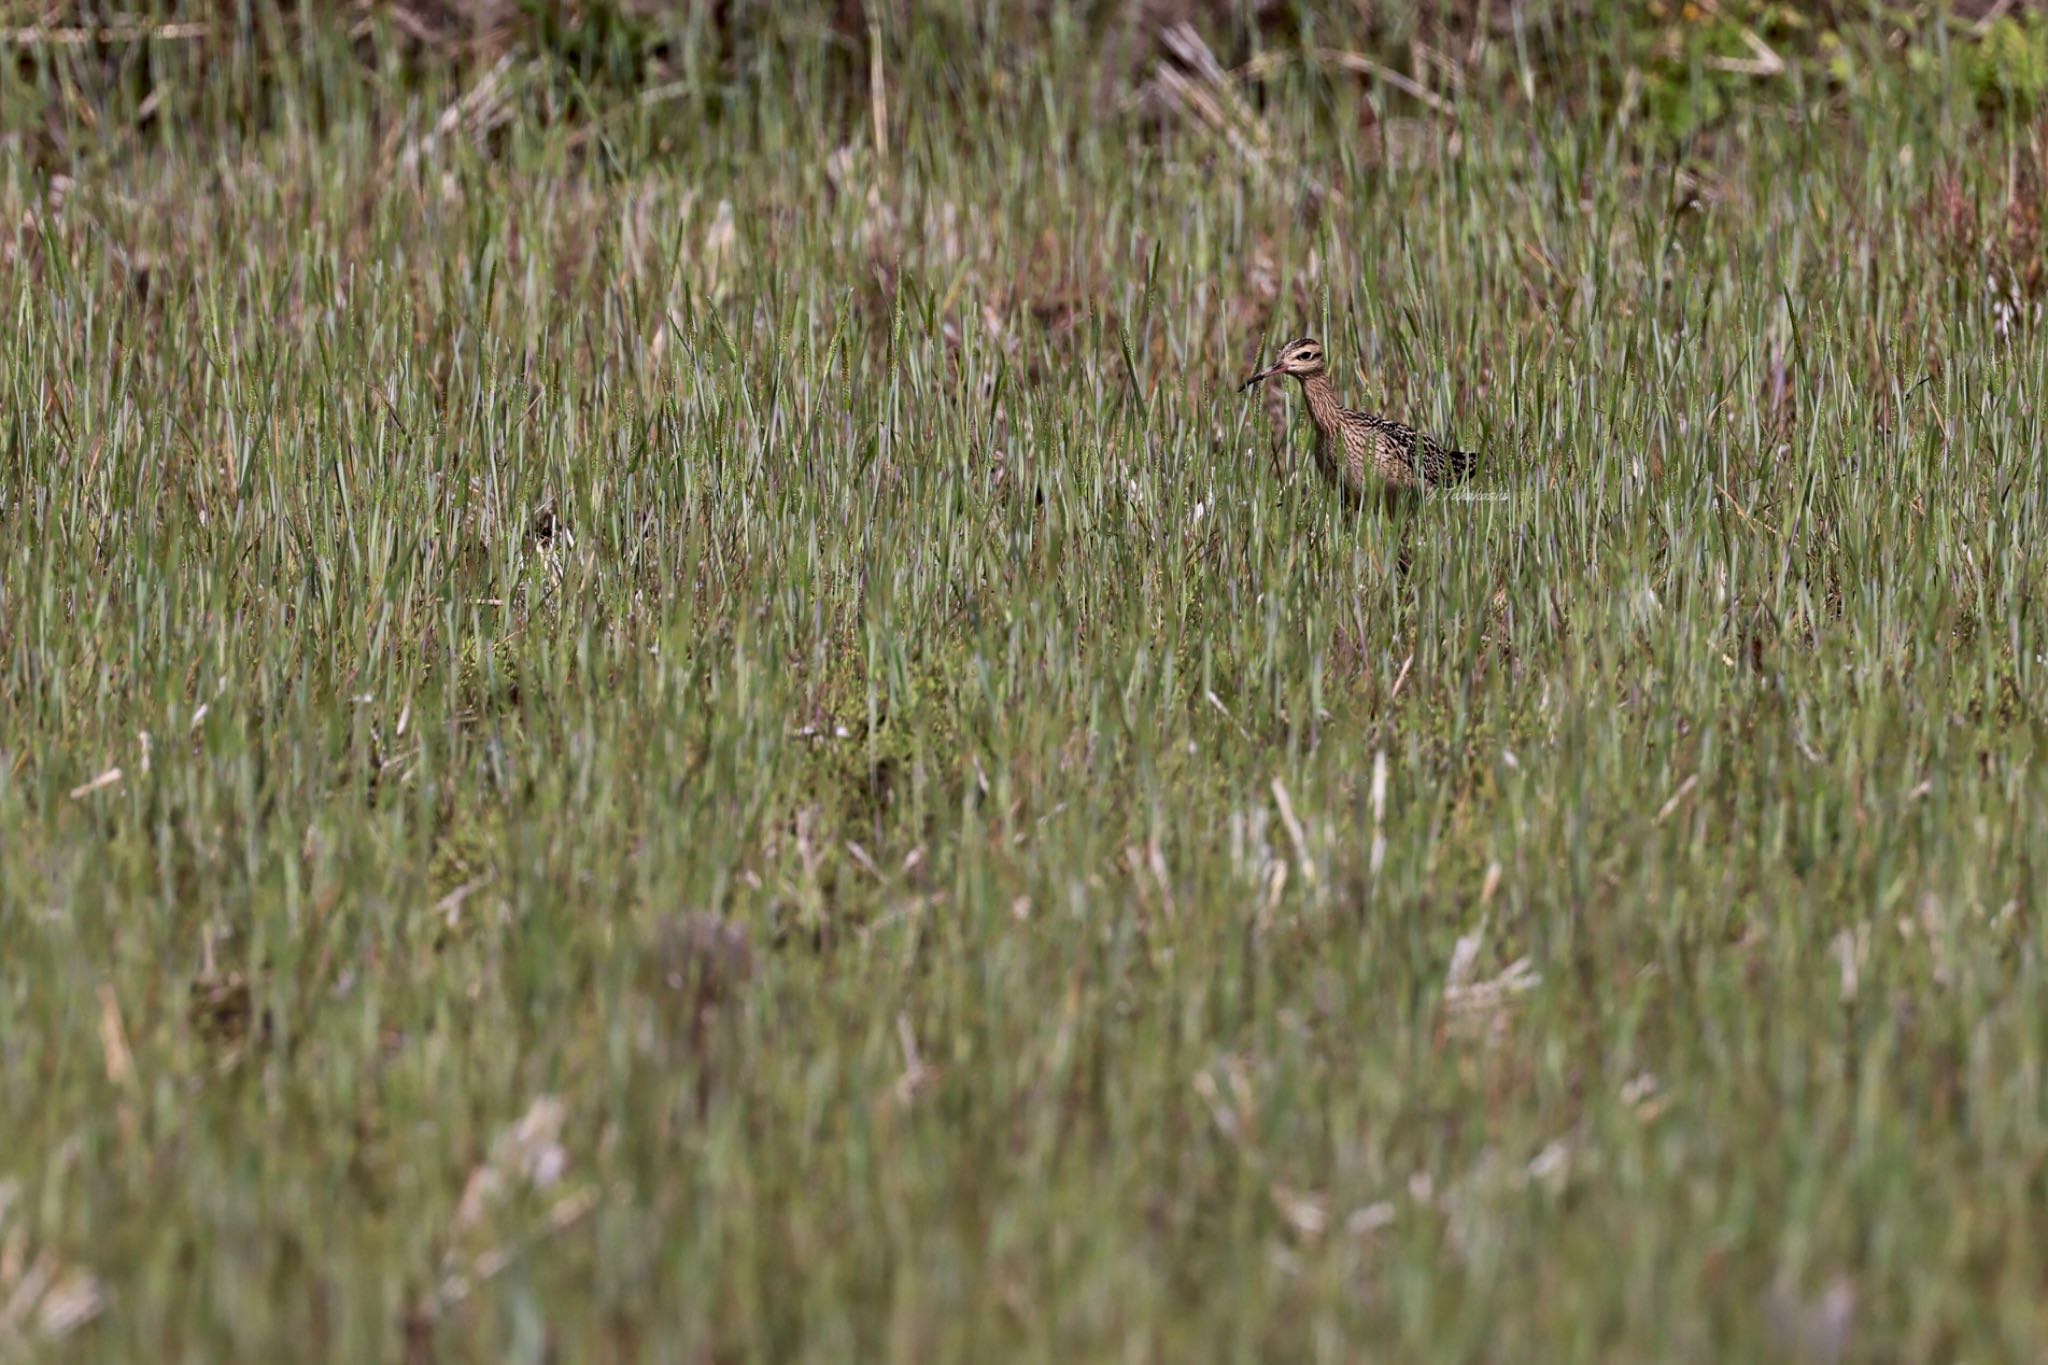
3 3 2047 1360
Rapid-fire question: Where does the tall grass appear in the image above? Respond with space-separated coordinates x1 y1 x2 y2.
2 4 2045 1360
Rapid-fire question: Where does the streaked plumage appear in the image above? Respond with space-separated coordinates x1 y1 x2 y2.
1241 336 1477 497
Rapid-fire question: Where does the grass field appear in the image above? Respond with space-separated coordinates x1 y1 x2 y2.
4 2 2047 1359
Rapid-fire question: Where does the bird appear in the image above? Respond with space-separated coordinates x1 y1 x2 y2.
1241 336 1477 498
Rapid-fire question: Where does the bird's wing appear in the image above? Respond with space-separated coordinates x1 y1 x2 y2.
1410 427 1476 485
1358 412 1422 475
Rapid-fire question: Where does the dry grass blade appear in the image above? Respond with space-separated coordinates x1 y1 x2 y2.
94 985 136 1090
1239 46 1456 117
1140 23 1345 206
453 1095 569 1233
0 1188 105 1347
1707 28 1787 78
395 51 518 172
1444 921 1541 1015
0 21 209 46
1654 773 1701 824
1270 778 1316 888
868 12 889 161
66 768 121 800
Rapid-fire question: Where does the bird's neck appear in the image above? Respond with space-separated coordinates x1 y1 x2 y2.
1296 371 1344 435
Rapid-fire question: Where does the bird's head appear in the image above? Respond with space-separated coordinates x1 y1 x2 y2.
1240 336 1326 390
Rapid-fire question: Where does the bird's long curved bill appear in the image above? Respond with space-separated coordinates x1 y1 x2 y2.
1240 364 1279 391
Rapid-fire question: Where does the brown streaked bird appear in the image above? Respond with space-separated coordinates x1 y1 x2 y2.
1241 336 1477 497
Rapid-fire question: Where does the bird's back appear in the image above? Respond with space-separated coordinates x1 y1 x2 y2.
1337 408 1477 491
